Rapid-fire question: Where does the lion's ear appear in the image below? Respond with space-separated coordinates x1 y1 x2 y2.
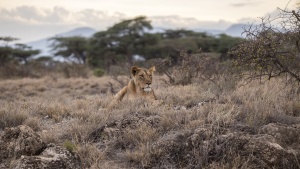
149 66 156 74
131 66 141 76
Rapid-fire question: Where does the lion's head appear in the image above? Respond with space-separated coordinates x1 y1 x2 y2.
131 66 156 92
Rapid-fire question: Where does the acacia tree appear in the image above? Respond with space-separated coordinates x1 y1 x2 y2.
0 37 39 65
230 8 300 82
0 37 19 65
50 36 89 64
13 44 40 64
89 16 157 73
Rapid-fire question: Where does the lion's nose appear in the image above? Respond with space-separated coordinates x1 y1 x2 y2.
146 82 151 85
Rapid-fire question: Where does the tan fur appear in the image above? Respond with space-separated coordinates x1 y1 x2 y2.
114 66 157 101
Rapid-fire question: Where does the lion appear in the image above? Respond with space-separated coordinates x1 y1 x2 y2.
113 66 157 101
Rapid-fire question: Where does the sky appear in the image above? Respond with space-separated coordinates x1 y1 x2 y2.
0 0 295 43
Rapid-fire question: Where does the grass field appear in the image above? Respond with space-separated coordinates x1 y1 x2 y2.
0 75 299 168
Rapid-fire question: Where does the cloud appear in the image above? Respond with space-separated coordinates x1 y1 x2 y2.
238 9 283 25
75 9 127 28
0 6 233 42
238 17 257 24
0 6 128 42
0 6 125 27
0 6 67 24
150 15 232 30
263 9 281 18
231 3 251 7
230 0 258 7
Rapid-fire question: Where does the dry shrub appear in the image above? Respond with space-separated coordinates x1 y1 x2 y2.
157 84 215 107
207 155 245 169
125 143 160 168
23 117 41 132
0 60 61 79
151 50 233 86
58 63 90 78
227 79 300 129
291 102 300 117
122 125 161 167
0 62 39 79
37 100 72 122
205 103 240 126
123 124 159 145
77 144 106 168
40 130 59 145
68 97 102 121
86 109 112 126
0 104 28 129
159 112 179 132
63 119 96 143
90 161 126 169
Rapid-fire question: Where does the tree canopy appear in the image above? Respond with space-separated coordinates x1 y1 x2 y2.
0 37 40 65
50 36 89 64
88 16 158 72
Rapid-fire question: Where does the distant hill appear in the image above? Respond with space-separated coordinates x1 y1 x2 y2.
27 27 96 57
192 28 223 36
192 24 246 37
56 27 96 37
224 24 247 37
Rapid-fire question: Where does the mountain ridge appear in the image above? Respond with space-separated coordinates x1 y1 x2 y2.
27 27 97 57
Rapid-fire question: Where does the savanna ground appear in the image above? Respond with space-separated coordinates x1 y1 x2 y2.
0 73 300 168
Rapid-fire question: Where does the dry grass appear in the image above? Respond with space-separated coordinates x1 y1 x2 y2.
0 75 299 168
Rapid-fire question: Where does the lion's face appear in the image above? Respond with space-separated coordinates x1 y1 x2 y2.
131 66 155 92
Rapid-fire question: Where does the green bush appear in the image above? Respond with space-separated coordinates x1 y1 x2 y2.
93 68 105 77
64 140 77 153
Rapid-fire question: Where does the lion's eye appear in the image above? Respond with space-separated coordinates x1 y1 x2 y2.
140 75 144 79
